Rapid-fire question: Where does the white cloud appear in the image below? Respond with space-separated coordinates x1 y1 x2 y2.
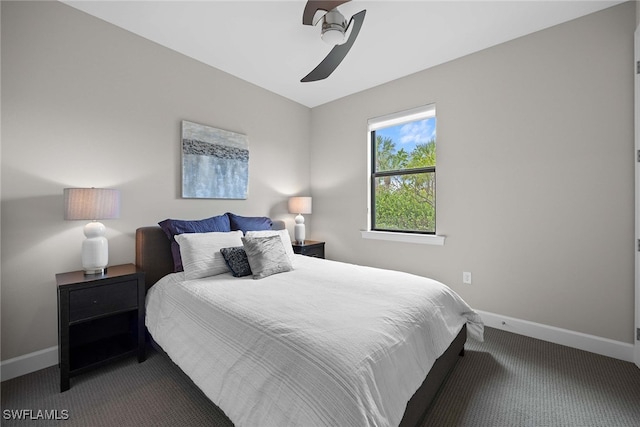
399 119 436 145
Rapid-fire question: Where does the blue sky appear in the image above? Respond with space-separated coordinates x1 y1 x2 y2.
376 118 436 154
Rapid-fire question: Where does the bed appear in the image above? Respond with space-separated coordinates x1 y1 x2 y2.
136 219 483 427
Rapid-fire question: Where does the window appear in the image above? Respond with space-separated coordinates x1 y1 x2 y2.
368 104 437 235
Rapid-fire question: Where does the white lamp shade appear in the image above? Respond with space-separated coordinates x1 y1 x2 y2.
288 196 312 215
64 188 120 220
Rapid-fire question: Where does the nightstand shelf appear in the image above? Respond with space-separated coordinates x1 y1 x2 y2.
67 312 139 373
56 264 145 392
292 240 325 259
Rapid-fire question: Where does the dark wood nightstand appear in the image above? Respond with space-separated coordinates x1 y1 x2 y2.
56 263 146 392
292 240 325 259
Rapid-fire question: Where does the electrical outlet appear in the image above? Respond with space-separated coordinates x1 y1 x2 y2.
463 271 472 284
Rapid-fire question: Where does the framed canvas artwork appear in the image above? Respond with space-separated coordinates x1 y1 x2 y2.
181 120 249 199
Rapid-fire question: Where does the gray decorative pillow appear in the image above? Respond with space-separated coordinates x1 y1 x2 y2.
220 246 252 277
241 235 293 279
245 229 295 264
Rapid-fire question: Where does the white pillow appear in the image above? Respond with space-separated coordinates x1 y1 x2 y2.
245 229 295 263
175 230 243 279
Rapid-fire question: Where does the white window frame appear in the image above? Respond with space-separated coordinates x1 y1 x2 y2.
362 104 445 246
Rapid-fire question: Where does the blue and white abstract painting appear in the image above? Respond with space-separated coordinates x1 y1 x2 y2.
181 120 249 199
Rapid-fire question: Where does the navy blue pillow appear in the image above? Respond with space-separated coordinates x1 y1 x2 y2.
227 212 272 234
159 214 231 272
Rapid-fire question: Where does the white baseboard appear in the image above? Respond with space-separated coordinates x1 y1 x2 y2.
477 310 635 362
1 312 635 382
1 346 58 382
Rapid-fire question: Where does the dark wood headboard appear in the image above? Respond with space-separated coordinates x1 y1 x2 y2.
135 220 286 289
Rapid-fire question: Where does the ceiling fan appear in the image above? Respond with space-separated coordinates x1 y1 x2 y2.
301 0 366 83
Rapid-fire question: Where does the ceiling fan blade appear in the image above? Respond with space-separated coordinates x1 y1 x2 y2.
301 9 366 83
303 0 351 26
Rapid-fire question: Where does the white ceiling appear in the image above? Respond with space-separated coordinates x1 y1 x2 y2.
63 1 624 108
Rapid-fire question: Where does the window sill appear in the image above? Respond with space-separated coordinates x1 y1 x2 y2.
360 230 445 246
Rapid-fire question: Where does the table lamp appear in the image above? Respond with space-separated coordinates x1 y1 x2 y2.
64 188 120 274
288 196 312 244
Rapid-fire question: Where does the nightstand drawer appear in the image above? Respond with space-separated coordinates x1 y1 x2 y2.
292 241 325 259
69 280 138 322
298 245 324 258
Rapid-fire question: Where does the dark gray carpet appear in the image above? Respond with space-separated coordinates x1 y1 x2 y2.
421 328 640 427
2 327 639 426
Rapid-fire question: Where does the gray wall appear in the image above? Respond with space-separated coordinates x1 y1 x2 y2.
0 0 636 362
310 1 636 344
1 1 311 360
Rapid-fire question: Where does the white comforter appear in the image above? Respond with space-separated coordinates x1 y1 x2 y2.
146 255 483 427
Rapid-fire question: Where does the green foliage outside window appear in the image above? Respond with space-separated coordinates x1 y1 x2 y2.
373 134 436 233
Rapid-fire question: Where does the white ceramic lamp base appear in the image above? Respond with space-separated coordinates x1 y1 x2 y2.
82 221 108 275
294 214 306 244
